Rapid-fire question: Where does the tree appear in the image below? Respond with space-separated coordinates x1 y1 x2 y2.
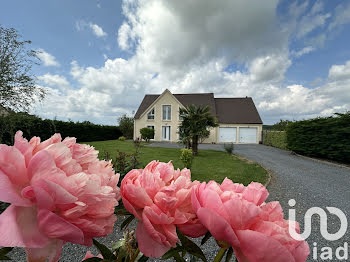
0 25 45 111
272 119 294 131
118 114 134 139
140 127 154 142
179 104 218 156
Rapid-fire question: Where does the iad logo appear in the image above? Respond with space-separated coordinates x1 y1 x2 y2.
288 199 348 241
288 199 349 261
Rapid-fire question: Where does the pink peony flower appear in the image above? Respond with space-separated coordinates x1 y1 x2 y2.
82 251 103 260
121 161 206 257
192 178 310 262
0 131 120 262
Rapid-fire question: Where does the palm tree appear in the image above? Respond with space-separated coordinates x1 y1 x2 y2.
179 104 218 156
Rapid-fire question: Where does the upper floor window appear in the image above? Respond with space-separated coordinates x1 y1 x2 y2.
147 108 155 120
162 105 171 121
179 108 183 121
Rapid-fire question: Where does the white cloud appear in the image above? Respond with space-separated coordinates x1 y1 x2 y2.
89 23 107 37
295 2 331 39
119 0 285 66
329 2 350 30
292 46 315 57
249 54 291 83
328 61 350 81
36 49 60 67
38 74 69 90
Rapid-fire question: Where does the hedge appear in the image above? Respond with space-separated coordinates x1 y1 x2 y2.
0 112 122 145
262 131 287 150
286 113 350 163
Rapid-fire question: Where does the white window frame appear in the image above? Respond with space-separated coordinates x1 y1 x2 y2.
179 107 183 121
147 108 155 120
162 105 171 121
162 126 171 140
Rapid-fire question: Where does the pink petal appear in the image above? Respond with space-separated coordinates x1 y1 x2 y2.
26 239 63 262
0 144 28 186
235 230 295 262
197 207 239 247
223 198 261 229
243 182 269 206
178 222 207 238
0 205 50 248
37 209 84 244
143 205 174 224
122 184 153 208
0 170 32 206
291 240 310 262
122 196 142 220
14 131 34 166
136 221 170 258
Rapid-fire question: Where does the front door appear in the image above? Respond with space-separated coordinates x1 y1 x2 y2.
162 126 171 141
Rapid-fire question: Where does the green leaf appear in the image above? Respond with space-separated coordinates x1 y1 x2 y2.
177 230 207 262
120 214 135 230
225 247 233 262
200 232 212 245
161 247 185 262
0 248 13 256
82 258 103 262
0 255 11 261
92 239 116 260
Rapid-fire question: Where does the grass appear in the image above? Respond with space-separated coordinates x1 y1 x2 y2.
87 140 268 185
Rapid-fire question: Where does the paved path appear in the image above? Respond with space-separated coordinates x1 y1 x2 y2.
149 142 350 261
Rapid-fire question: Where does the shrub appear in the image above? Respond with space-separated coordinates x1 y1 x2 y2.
263 131 287 150
180 148 194 169
223 143 234 154
119 136 126 141
140 127 154 142
286 113 350 163
0 112 122 144
118 114 134 139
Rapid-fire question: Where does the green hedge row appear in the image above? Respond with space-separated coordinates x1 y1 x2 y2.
286 113 350 163
0 112 122 145
262 131 287 150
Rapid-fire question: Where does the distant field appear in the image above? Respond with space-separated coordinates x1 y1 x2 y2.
87 140 268 185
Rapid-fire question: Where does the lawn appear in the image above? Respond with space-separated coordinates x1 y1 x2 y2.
87 140 268 185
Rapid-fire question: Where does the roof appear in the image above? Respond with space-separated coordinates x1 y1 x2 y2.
134 92 262 124
215 98 262 124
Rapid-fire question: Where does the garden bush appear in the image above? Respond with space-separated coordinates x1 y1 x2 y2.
180 148 194 169
286 113 350 163
224 143 234 154
140 127 154 141
0 112 122 144
118 136 126 141
263 131 288 150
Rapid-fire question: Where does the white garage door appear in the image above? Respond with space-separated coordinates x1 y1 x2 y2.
239 127 257 143
219 127 237 142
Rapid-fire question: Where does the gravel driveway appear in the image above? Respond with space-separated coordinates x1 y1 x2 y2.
8 143 350 261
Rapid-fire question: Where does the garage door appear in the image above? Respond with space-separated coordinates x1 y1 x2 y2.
219 127 237 142
239 127 257 143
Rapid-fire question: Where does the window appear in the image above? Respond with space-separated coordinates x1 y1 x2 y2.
162 105 171 121
147 108 155 120
162 126 171 140
179 109 183 121
147 125 155 139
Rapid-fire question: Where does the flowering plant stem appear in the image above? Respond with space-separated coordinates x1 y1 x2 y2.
213 248 227 262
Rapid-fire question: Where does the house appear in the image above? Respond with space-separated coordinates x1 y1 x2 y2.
133 89 263 144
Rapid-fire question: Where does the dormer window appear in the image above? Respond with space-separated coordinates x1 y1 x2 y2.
147 108 155 120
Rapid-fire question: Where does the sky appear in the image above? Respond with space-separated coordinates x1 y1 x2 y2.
1 0 350 125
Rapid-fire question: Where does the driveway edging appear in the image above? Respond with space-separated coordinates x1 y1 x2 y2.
233 154 273 188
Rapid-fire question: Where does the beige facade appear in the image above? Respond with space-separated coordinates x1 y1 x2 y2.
134 90 263 144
